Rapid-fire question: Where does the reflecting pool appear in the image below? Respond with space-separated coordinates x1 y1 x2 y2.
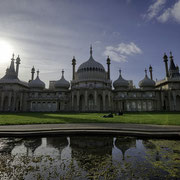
0 136 180 179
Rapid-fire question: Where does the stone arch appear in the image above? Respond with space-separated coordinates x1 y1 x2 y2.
88 94 94 111
97 94 103 112
79 95 85 112
176 95 180 111
3 96 9 111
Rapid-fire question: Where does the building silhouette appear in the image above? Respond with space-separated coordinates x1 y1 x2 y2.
0 47 180 112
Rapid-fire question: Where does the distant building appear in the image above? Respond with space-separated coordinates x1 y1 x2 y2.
0 47 180 112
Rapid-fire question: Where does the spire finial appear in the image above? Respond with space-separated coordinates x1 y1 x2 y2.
170 51 173 60
145 68 147 76
119 69 121 76
90 44 92 57
11 53 15 60
149 64 152 70
62 69 64 77
37 70 39 77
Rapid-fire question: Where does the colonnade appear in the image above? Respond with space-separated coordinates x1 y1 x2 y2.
115 100 154 112
0 91 24 111
72 90 112 112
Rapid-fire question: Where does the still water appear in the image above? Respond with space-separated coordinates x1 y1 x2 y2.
0 136 180 180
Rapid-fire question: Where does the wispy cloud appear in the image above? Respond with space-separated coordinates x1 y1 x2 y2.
158 0 180 23
144 0 180 24
144 0 166 20
103 42 142 62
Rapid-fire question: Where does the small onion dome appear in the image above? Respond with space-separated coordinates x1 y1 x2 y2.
113 69 129 89
54 69 70 89
29 70 45 89
139 69 155 89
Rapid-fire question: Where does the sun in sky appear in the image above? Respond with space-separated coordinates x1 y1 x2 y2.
0 40 14 64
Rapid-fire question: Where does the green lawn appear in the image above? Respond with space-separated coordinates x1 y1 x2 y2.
0 112 180 126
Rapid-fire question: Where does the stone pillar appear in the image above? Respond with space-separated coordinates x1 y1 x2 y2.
108 91 111 111
0 92 4 111
85 90 88 110
94 90 97 110
172 91 176 111
8 92 12 111
12 92 16 111
161 92 164 110
103 91 105 111
77 91 80 111
20 93 23 111
168 91 171 111
146 101 148 111
141 101 143 111
135 101 138 111
72 91 74 110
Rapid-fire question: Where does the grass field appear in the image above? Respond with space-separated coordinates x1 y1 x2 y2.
0 112 180 126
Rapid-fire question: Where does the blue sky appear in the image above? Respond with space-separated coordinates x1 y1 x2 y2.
0 0 180 87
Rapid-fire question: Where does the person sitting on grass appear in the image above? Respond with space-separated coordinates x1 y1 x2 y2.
103 112 113 118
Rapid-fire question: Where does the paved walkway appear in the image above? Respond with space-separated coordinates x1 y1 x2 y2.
0 123 180 138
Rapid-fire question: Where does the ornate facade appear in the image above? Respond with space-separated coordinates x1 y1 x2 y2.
0 47 180 112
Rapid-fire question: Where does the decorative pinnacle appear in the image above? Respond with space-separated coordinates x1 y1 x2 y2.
145 68 147 76
16 55 21 64
149 65 152 71
37 70 39 77
31 66 35 72
62 69 64 77
170 51 173 60
90 45 92 57
107 56 111 64
119 69 121 76
11 53 15 60
163 53 168 61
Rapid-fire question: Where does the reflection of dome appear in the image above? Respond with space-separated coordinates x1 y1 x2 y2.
113 70 129 89
139 70 155 89
70 136 113 173
24 138 42 154
46 137 68 151
76 46 107 81
29 70 45 89
54 70 70 89
115 137 136 160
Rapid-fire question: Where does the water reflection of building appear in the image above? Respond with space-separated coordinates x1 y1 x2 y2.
0 138 23 155
24 138 42 155
115 137 136 160
70 136 113 172
46 136 68 152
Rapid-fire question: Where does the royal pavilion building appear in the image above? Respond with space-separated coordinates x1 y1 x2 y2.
0 47 180 112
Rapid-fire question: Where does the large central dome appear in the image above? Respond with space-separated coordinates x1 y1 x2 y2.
76 46 107 82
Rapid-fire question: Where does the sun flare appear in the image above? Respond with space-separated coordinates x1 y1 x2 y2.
0 40 14 64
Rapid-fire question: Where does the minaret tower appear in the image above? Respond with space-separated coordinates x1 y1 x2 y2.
149 65 153 80
10 53 15 71
31 66 35 80
107 56 111 80
72 56 76 80
16 55 21 77
163 53 169 77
